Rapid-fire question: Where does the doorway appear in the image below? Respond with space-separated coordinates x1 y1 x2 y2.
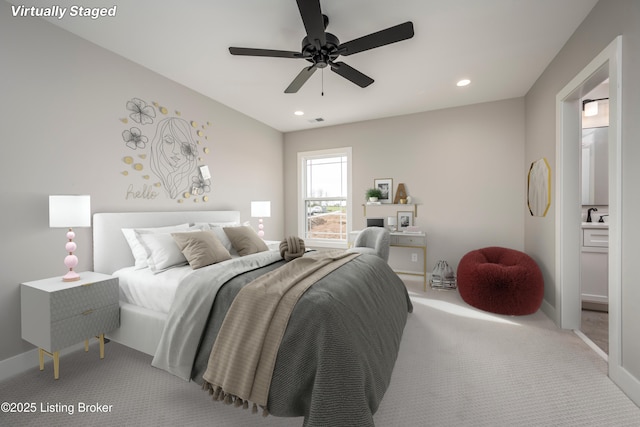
578 80 610 357
556 36 621 373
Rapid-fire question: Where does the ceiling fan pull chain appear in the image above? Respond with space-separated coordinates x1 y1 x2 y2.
322 68 324 96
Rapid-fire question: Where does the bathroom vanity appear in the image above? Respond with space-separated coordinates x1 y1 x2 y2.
581 222 608 310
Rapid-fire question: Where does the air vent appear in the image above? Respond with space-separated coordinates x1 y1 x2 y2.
308 117 325 123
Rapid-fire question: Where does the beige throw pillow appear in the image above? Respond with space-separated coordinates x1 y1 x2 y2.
223 226 269 256
172 230 232 269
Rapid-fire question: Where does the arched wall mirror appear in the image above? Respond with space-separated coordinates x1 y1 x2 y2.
528 157 551 217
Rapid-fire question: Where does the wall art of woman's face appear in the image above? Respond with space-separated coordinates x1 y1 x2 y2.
150 117 199 199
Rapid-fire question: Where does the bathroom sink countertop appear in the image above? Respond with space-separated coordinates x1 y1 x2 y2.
582 222 609 229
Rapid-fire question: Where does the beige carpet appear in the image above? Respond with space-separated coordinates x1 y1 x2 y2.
1 277 639 426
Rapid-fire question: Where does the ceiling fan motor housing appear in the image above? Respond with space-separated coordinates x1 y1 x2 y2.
302 32 340 68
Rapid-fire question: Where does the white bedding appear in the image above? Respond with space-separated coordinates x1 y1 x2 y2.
93 210 244 356
114 265 192 314
114 241 282 314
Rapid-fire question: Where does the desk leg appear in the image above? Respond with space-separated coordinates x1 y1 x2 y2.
423 247 427 291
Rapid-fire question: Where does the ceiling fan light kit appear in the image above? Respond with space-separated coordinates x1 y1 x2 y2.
228 0 414 93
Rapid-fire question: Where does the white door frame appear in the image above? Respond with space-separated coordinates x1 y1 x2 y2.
556 36 621 374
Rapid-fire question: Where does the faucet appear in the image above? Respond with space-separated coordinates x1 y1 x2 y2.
586 207 598 223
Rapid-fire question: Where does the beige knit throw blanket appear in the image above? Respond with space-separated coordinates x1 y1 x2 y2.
202 250 358 414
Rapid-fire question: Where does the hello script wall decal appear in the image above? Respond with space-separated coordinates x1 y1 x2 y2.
119 98 213 204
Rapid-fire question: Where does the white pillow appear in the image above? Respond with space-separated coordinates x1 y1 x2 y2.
138 226 206 273
138 232 186 273
122 223 190 269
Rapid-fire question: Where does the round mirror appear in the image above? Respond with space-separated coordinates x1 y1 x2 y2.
528 158 551 217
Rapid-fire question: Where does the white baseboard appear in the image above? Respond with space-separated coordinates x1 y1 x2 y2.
0 341 96 382
540 298 557 326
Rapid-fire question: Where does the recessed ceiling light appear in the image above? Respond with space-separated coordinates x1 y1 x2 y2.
294 110 304 116
456 79 471 87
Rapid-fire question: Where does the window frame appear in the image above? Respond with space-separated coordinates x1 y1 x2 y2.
297 147 352 248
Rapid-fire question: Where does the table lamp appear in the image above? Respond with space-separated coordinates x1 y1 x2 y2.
251 201 271 239
49 195 91 282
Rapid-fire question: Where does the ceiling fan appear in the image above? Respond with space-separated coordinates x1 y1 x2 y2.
228 0 414 93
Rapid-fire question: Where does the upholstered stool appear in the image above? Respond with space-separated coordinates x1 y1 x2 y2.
456 247 543 315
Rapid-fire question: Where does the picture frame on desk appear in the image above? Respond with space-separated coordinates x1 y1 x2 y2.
374 178 393 204
397 211 413 230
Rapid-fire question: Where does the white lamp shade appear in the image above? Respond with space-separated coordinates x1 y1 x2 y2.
251 201 271 218
387 216 397 226
49 195 91 228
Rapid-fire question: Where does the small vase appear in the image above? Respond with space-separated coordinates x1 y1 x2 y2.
368 197 378 202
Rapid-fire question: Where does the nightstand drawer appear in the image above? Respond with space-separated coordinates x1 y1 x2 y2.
49 304 120 351
50 277 118 322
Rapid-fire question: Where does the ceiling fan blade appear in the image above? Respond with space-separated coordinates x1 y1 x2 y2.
330 62 374 88
285 65 318 93
296 0 326 49
339 21 414 56
229 47 304 59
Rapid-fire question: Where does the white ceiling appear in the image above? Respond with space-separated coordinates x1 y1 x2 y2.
22 0 598 132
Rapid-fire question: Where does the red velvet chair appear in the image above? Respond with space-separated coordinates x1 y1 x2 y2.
456 247 544 315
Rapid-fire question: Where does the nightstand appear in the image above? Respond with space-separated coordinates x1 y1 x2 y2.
21 272 120 379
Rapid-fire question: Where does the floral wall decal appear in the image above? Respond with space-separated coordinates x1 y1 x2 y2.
122 127 147 150
119 97 212 203
127 98 156 125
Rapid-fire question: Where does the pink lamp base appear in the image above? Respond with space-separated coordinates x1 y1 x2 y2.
257 218 265 239
62 237 80 282
62 270 80 282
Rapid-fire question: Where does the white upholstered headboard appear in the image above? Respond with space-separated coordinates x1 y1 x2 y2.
93 210 241 274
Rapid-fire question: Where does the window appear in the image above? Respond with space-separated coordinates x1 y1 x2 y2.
298 148 352 247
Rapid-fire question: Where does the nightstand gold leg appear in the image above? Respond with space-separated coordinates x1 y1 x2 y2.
53 351 59 380
98 333 105 359
39 349 61 379
38 348 44 371
84 339 89 352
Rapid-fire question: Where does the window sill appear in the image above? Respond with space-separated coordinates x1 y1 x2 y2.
305 240 348 250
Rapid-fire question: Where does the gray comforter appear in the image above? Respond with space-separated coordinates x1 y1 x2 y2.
157 251 412 426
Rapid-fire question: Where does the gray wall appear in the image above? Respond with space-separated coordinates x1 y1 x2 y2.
0 2 283 362
524 0 640 387
284 98 526 273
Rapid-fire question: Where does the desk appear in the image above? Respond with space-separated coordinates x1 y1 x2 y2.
349 230 427 291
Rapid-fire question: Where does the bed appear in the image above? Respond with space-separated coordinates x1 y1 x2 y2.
93 210 412 426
